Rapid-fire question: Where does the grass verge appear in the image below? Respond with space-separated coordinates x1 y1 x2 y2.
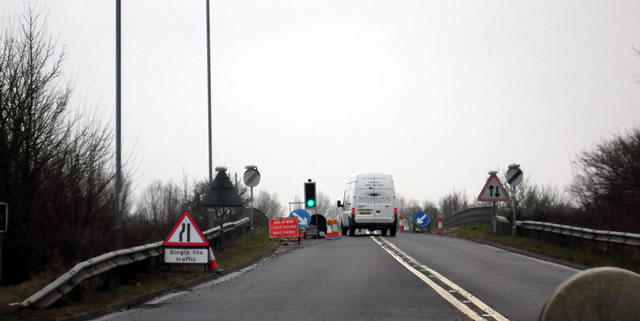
0 227 280 321
451 224 640 274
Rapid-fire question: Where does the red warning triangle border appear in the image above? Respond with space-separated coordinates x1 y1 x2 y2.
477 173 510 202
163 211 209 247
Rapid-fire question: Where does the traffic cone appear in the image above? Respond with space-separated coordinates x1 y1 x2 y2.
326 220 333 240
332 218 341 239
437 217 444 234
208 247 224 273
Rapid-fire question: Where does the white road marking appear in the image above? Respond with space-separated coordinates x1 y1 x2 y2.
145 291 187 305
372 236 510 321
370 237 485 321
481 244 580 272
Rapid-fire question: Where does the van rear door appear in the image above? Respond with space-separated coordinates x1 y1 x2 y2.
372 188 394 224
354 175 377 225
371 175 394 224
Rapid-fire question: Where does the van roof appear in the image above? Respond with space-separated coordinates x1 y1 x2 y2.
348 173 393 181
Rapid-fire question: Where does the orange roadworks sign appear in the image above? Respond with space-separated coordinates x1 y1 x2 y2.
269 217 298 238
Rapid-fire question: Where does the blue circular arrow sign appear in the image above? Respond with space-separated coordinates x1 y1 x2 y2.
414 211 430 227
289 209 311 228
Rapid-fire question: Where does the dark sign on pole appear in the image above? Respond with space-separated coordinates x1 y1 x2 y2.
0 202 6 285
0 203 7 233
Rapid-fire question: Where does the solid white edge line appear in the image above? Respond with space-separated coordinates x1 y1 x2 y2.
480 245 580 272
145 291 188 305
376 237 510 321
370 237 486 321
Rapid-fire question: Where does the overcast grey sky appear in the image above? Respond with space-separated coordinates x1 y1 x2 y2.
2 1 640 212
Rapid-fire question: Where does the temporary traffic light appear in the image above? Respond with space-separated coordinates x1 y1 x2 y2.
304 181 316 208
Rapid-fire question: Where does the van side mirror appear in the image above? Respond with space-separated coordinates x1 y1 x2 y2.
337 200 343 208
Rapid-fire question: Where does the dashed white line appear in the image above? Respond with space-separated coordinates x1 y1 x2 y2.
372 236 509 321
371 236 485 321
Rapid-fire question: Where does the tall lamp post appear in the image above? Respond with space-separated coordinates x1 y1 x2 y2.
206 0 213 183
114 0 123 250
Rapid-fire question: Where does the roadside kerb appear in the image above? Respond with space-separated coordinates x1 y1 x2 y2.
58 236 282 321
445 233 589 271
20 217 250 310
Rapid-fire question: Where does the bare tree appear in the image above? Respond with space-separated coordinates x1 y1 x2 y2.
422 199 439 229
315 192 332 217
438 189 469 217
422 200 438 217
569 126 640 231
396 195 421 223
255 191 285 218
0 9 122 283
134 180 185 240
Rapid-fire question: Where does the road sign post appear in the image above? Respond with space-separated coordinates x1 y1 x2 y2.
510 185 517 237
492 201 497 233
289 209 311 229
163 211 210 266
414 211 430 232
477 172 509 234
506 164 523 237
269 217 299 238
244 166 260 238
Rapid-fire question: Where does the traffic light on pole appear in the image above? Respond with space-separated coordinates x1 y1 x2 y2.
304 181 316 208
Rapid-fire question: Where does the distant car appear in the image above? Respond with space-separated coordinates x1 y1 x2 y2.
337 173 397 236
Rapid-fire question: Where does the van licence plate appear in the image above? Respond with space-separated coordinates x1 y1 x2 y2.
359 211 371 215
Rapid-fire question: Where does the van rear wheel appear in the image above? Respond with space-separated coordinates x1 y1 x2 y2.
342 225 348 236
381 228 388 236
390 226 397 237
349 225 356 236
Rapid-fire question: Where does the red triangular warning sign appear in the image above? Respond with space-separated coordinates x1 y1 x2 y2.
163 211 209 247
477 173 510 202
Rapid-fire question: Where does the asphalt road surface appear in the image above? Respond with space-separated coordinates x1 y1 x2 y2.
93 232 578 321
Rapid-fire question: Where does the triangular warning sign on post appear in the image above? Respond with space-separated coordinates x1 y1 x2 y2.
477 173 510 202
163 211 209 247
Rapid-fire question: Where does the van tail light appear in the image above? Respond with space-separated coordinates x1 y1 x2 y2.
351 208 355 220
394 208 398 219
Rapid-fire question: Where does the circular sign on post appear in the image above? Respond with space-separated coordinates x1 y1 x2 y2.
243 168 260 188
414 211 430 227
506 165 523 187
289 209 311 228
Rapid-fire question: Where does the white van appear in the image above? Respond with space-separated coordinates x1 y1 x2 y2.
337 173 397 236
